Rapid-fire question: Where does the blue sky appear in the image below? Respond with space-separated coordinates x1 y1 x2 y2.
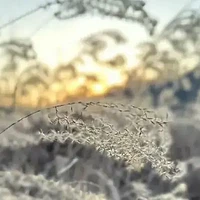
0 0 192 67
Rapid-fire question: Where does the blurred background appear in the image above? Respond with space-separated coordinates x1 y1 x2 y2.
1 0 200 110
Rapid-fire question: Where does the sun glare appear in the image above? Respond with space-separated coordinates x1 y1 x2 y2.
0 29 143 108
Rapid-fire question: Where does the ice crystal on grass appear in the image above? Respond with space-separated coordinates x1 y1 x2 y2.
1 101 178 179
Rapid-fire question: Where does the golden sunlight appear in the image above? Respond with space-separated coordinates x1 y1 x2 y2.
0 29 144 109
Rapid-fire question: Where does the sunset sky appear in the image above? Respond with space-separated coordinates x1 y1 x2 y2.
0 0 194 67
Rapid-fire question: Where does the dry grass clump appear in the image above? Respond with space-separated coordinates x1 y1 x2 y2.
1 101 178 179
0 170 106 200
